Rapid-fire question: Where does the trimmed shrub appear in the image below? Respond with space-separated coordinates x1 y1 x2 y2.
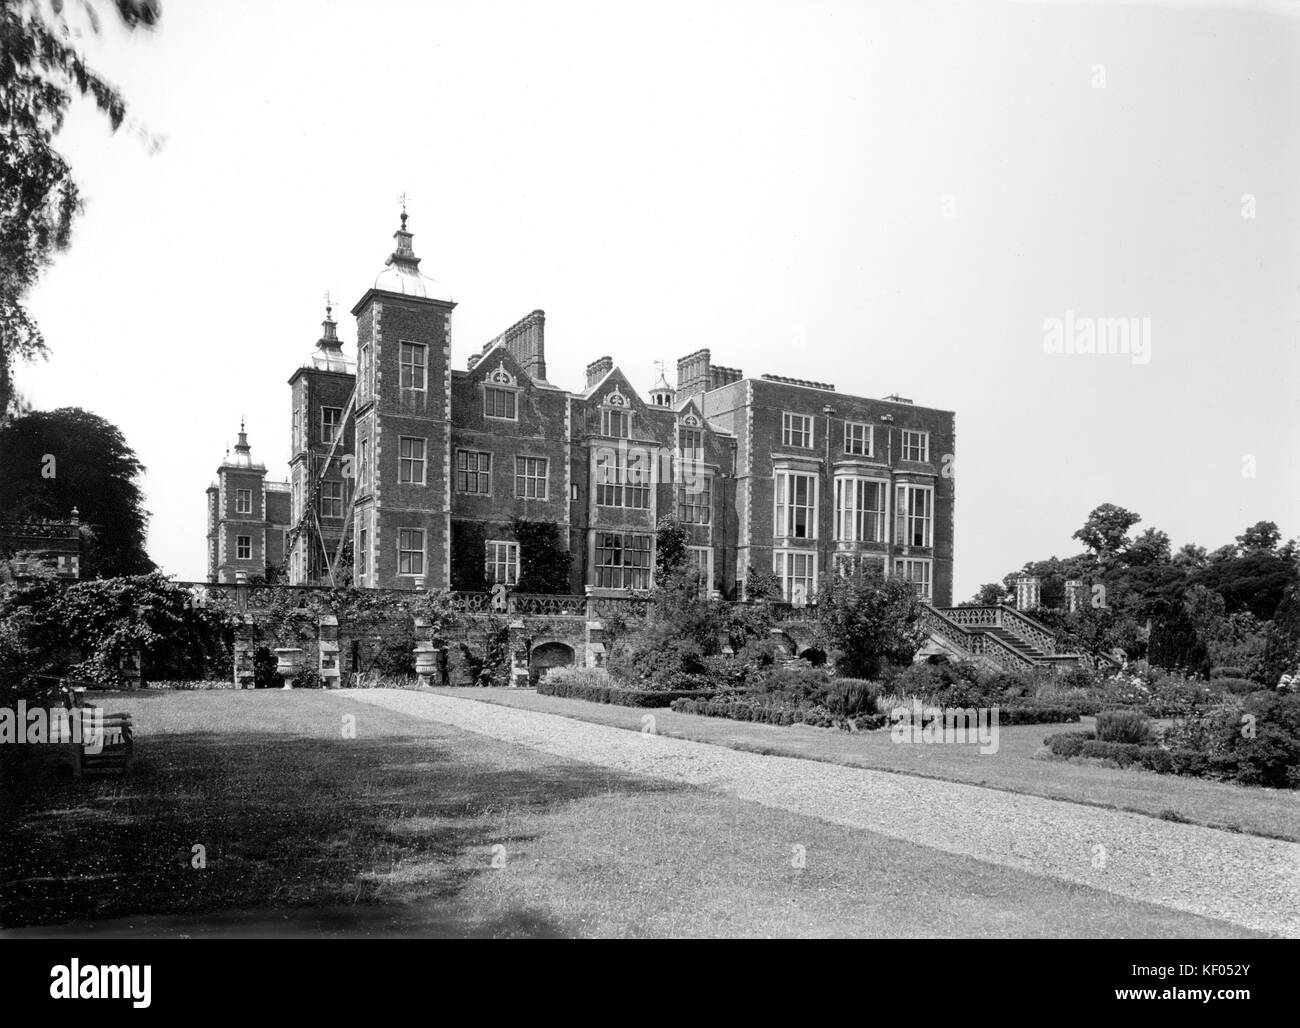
996 706 1081 725
1096 708 1153 744
670 695 887 731
1043 730 1095 757
538 669 712 708
1211 666 1246 680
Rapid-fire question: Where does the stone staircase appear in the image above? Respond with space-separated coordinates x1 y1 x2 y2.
918 604 1093 673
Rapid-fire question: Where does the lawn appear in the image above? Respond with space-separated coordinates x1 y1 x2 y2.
0 690 1264 938
430 688 1300 843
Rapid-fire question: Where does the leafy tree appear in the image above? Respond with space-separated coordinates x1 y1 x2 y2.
0 406 152 575
1 0 161 416
510 517 571 594
1125 527 1171 567
744 564 783 602
814 566 926 679
653 515 690 588
966 582 1006 606
1173 543 1208 569
1073 503 1141 560
1236 520 1281 554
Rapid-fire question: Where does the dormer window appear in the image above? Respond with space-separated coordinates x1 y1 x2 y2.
602 408 631 438
484 386 517 420
484 360 519 420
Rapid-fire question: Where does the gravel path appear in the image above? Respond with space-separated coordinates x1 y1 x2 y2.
334 689 1300 937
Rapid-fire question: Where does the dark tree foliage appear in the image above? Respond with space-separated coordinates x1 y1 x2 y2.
1262 583 1300 686
1 0 161 416
1192 549 1296 622
654 515 690 588
1147 606 1210 677
0 406 152 575
449 519 486 592
509 516 571 594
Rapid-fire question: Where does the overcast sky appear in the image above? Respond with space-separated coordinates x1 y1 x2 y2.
16 0 1300 597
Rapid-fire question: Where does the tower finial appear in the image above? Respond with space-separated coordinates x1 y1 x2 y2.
323 289 333 320
397 191 408 231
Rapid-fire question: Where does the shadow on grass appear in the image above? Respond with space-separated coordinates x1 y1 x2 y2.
0 725 680 936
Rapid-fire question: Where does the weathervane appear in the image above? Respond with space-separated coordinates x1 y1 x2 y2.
397 191 409 230
323 289 333 318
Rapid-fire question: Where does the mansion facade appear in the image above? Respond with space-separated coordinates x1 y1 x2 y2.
206 215 955 605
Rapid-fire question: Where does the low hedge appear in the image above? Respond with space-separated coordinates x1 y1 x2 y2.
1043 732 1240 780
671 696 888 731
537 676 713 708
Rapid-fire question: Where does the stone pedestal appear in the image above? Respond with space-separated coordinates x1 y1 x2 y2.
319 615 341 689
1064 579 1084 613
233 619 256 689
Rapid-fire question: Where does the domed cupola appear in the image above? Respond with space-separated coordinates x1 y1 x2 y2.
649 363 675 407
304 296 355 373
371 208 453 302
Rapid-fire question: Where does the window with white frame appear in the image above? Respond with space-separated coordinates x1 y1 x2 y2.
485 540 520 586
679 475 711 524
321 406 343 444
595 446 650 509
235 488 252 514
291 408 302 452
895 558 932 599
602 408 631 438
678 428 703 461
400 342 427 391
320 480 343 519
594 532 651 589
236 535 252 560
773 549 817 604
687 546 713 593
774 470 817 539
398 437 426 484
844 421 872 456
359 438 370 493
456 450 491 494
358 345 372 399
782 412 813 448
834 477 887 542
357 526 368 581
515 456 548 499
901 430 930 463
894 484 934 547
398 528 425 577
484 385 517 420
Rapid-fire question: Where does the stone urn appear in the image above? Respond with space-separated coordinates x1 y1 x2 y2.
274 647 303 690
414 641 438 688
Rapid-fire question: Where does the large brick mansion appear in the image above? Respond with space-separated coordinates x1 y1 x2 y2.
207 215 955 605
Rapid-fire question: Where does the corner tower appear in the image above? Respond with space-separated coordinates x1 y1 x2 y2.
350 210 456 588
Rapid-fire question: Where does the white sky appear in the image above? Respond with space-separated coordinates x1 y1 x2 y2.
16 0 1300 598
